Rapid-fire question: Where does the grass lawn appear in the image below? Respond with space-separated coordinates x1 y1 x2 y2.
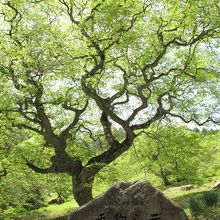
163 183 220 220
1 201 77 220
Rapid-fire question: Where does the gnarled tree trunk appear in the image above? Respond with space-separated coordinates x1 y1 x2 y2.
72 167 98 206
72 176 94 206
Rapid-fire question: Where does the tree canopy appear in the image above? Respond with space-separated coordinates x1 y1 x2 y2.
0 0 220 205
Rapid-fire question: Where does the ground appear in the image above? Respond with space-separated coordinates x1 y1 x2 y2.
3 182 220 220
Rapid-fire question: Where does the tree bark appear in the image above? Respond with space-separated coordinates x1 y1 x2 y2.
160 169 171 186
72 177 93 206
71 167 97 206
155 168 171 186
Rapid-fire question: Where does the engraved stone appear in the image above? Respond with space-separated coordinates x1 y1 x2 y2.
68 180 189 220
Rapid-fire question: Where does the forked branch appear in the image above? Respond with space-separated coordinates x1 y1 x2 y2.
26 159 55 174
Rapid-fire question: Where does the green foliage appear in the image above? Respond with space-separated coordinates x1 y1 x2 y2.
22 190 45 211
188 197 202 214
203 191 218 207
172 185 220 220
133 126 212 185
198 131 220 180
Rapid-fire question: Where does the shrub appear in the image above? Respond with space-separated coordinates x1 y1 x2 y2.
23 197 44 210
188 197 202 213
22 189 46 211
203 191 218 207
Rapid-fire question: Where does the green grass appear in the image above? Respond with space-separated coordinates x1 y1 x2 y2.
163 184 220 220
1 200 78 220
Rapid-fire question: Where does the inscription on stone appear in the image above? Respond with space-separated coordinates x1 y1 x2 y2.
68 180 189 220
95 212 161 220
96 213 106 220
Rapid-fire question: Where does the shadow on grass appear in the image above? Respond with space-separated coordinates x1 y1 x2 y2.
173 189 220 220
173 189 220 207
50 216 68 220
20 214 69 220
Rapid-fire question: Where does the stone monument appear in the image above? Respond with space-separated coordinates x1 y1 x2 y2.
68 180 189 220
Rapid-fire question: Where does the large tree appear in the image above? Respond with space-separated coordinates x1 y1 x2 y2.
0 0 219 205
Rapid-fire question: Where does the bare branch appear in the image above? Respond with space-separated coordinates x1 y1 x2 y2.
131 92 168 130
142 25 216 75
80 123 102 143
2 1 22 23
127 84 149 123
60 100 89 142
100 112 117 145
15 123 44 135
112 92 129 107
59 0 79 24
84 0 105 23
167 113 219 126
174 28 216 46
31 0 44 3
142 40 173 73
81 78 135 136
85 130 135 169
26 159 55 174
109 64 128 103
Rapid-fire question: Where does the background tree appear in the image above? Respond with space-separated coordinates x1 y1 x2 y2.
0 0 220 205
134 126 212 185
